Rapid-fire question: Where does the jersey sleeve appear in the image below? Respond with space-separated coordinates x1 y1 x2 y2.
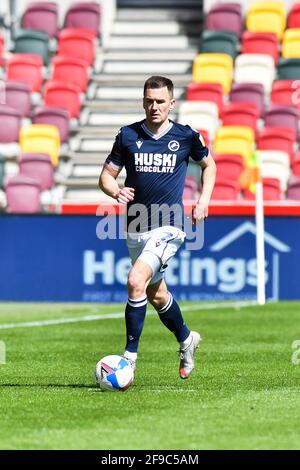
105 129 124 169
190 128 209 162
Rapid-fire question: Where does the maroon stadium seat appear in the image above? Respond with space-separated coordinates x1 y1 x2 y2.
22 2 58 38
6 54 43 92
0 105 22 143
58 28 95 66
206 3 243 38
4 174 41 213
264 104 300 139
64 2 101 37
19 152 54 190
51 55 89 92
3 81 32 118
287 175 300 199
186 82 223 113
229 83 265 115
44 81 81 118
33 106 70 143
241 32 279 63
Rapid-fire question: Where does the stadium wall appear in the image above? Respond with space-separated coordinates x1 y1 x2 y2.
0 214 299 301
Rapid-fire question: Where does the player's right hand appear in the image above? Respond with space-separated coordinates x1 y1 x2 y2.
116 187 135 204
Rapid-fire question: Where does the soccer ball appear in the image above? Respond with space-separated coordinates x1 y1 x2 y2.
95 355 134 392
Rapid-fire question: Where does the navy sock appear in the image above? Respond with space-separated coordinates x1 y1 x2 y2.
125 296 148 353
158 294 190 342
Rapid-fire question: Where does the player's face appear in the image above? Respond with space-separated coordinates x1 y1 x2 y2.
143 87 175 128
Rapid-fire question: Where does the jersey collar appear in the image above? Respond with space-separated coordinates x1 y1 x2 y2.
141 120 173 140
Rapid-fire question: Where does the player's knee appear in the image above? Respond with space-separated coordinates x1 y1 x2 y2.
127 270 146 296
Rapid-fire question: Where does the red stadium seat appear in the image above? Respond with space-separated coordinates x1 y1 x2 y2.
257 127 296 164
186 82 223 113
288 3 300 28
22 2 59 38
51 55 89 92
211 179 240 200
271 80 300 110
292 152 300 176
58 28 95 66
0 34 4 66
4 175 41 213
64 2 101 37
33 106 70 143
19 152 54 190
6 54 43 92
44 81 81 118
241 31 279 63
243 177 282 200
214 154 244 182
221 102 260 130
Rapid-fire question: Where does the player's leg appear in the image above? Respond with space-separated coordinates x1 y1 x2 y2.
123 258 153 369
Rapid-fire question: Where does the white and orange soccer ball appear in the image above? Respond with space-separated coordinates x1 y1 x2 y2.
95 355 134 392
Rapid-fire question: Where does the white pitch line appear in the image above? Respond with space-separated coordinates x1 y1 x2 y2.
0 301 258 331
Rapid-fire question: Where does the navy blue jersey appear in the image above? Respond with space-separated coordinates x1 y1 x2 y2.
105 120 209 232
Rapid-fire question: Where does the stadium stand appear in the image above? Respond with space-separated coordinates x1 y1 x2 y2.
2 81 32 118
186 82 223 113
19 124 60 167
205 2 243 37
64 2 101 36
4 174 41 213
19 152 54 190
6 54 44 93
33 107 70 144
192 53 233 93
13 29 50 65
21 2 59 38
199 30 238 58
57 28 96 65
43 81 81 119
241 32 280 64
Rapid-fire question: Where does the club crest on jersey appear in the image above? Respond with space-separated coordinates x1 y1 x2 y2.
136 140 143 149
168 140 180 151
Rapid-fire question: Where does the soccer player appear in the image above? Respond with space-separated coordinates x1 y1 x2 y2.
99 76 216 379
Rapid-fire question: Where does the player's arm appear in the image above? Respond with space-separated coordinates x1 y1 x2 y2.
99 163 135 204
193 152 216 222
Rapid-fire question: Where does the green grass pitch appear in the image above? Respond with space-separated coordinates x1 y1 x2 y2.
0 301 300 450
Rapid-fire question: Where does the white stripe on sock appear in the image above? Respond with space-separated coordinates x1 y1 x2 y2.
128 296 148 308
158 293 173 314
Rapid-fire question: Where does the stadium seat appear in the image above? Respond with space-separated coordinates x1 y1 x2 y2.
3 81 31 118
271 79 300 109
19 152 54 190
282 29 300 58
58 28 96 66
51 55 90 92
287 175 300 198
264 104 299 138
213 154 244 182
0 34 4 66
257 128 296 164
214 126 255 165
0 105 21 146
199 31 238 59
21 2 58 38
292 152 300 176
241 32 280 63
288 3 300 28
64 2 101 37
258 150 290 191
206 2 243 38
177 101 219 140
246 1 286 39
4 174 41 213
186 83 223 113
33 106 70 143
183 175 198 199
234 54 275 94
221 102 259 131
192 53 233 94
277 58 300 79
19 124 60 167
13 29 50 65
211 179 240 200
0 153 4 188
44 81 81 118
243 177 282 200
229 83 265 115
6 54 43 92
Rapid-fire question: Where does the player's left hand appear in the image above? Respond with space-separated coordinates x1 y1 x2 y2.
192 198 209 223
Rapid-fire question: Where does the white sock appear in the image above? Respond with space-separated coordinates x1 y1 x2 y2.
124 351 137 362
180 333 192 350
